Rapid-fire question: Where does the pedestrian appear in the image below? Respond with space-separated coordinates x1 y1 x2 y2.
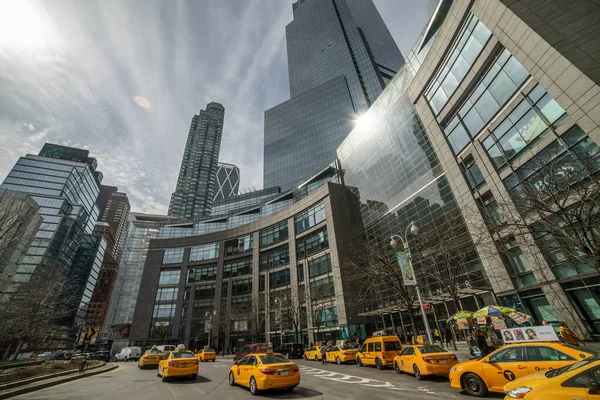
467 331 478 358
541 320 549 326
560 322 585 346
485 332 497 354
434 329 440 345
320 343 328 365
444 327 452 348
477 331 490 356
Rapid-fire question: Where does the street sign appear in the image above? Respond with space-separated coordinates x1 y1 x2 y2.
422 303 431 310
155 321 169 327
87 328 98 339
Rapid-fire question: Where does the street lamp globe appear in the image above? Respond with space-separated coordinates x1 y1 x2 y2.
390 238 398 248
409 221 418 235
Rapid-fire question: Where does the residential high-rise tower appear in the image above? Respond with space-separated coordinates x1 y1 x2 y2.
168 102 225 219
264 0 404 190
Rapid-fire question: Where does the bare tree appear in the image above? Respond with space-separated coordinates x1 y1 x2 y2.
0 190 41 276
250 297 266 343
345 242 419 331
411 209 482 310
1 264 79 359
308 279 336 343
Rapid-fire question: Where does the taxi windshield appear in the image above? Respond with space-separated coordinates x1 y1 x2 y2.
384 341 401 351
546 356 599 378
205 349 215 353
147 350 162 354
340 345 355 350
259 355 289 364
172 351 195 358
418 345 447 353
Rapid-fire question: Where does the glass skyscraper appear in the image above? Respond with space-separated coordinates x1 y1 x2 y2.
169 102 225 219
214 162 240 201
0 143 105 331
264 0 404 191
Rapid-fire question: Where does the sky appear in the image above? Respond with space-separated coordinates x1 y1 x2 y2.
0 0 430 214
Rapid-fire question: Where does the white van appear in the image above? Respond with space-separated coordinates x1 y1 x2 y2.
114 347 142 362
156 345 176 353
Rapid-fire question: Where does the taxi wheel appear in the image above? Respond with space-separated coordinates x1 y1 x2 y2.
463 373 488 397
303 354 307 360
212 359 215 362
249 376 259 395
228 371 235 386
394 361 402 374
336 357 341 365
375 357 383 370
356 356 363 367
413 365 424 380
286 386 296 392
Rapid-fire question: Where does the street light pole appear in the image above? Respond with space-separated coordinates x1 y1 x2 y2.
205 310 216 348
274 296 286 348
390 222 433 345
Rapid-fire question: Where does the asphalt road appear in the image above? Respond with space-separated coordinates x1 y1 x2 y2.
13 358 505 400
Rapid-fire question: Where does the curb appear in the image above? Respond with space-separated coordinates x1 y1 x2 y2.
0 362 106 392
0 364 118 399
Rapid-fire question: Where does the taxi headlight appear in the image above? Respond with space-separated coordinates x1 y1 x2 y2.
506 387 532 399
449 367 456 373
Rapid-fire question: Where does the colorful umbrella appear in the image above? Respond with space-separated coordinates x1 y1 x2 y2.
448 310 474 321
472 305 515 318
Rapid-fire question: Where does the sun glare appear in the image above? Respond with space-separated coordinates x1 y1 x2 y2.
355 113 375 132
0 0 56 51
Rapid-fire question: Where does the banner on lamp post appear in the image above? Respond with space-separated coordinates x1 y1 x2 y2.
395 251 416 286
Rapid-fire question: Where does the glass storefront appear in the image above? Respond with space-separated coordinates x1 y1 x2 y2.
562 277 600 337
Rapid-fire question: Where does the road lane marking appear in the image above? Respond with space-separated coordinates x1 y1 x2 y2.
299 366 436 394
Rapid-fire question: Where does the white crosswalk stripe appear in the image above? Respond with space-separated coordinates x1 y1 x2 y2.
299 366 436 393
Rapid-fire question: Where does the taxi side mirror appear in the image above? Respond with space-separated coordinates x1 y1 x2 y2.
234 361 240 365
587 379 600 395
482 359 489 364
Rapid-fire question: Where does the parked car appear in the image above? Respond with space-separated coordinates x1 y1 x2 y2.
275 343 305 359
114 347 142 362
156 345 176 353
36 352 53 360
94 351 111 361
355 335 402 369
233 344 267 362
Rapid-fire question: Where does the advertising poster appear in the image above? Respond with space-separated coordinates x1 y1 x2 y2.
508 312 528 325
501 326 559 343
491 315 507 330
456 318 468 330
477 317 487 325
395 251 416 286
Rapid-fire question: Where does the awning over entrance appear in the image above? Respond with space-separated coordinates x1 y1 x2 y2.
358 288 491 316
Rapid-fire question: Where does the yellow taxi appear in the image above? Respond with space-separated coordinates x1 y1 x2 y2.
449 342 593 397
228 353 300 395
393 344 458 379
303 346 322 361
503 355 600 399
138 348 164 369
356 335 402 369
157 349 199 382
195 348 216 362
326 345 358 364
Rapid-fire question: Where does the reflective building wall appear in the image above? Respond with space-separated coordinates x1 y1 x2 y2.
264 0 404 191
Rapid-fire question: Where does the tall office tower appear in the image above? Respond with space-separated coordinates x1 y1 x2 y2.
96 185 130 259
0 143 104 331
168 102 225 219
264 0 404 190
86 185 130 331
214 162 240 201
